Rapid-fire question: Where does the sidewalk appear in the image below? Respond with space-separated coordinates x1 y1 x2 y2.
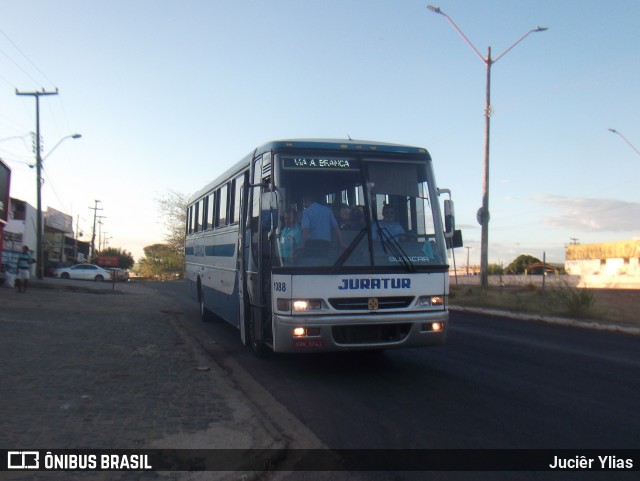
0 280 287 480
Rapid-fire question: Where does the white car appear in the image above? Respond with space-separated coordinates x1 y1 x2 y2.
53 264 112 282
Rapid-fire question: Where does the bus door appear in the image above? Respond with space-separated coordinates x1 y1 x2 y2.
242 155 273 354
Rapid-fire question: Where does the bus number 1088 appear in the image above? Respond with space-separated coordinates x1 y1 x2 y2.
273 281 287 292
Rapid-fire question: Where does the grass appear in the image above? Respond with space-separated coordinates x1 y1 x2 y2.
449 283 640 327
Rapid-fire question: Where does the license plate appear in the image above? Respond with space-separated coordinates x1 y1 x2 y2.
294 339 324 349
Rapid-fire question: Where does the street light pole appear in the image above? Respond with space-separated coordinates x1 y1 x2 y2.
427 5 547 287
42 133 82 161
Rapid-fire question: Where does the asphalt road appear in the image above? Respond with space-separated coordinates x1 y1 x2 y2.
155 281 639 480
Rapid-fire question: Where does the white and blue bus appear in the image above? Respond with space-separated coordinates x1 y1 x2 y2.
186 139 456 356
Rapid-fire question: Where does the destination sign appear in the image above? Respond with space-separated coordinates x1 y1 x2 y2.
282 157 359 170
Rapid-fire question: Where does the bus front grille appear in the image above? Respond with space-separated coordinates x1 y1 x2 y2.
328 296 414 311
332 323 412 345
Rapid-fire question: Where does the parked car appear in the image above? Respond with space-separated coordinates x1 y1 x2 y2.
104 267 129 282
52 264 112 282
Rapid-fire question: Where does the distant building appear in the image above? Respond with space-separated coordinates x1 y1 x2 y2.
2 197 90 276
565 240 640 289
0 158 10 266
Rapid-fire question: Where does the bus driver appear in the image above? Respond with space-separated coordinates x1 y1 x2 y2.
373 205 405 240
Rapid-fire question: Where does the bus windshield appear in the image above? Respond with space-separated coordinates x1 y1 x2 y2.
272 155 447 270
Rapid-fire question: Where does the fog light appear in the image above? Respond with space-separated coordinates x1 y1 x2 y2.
293 327 306 337
422 322 445 332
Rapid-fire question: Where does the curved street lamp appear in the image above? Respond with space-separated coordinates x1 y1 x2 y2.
609 129 640 158
427 5 547 287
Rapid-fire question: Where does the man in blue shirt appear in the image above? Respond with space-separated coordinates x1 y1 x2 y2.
298 195 345 258
16 245 35 293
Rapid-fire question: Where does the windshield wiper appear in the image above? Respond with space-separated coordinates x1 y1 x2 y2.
376 226 416 273
331 228 367 273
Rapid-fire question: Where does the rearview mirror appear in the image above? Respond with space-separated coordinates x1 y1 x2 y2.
444 199 455 237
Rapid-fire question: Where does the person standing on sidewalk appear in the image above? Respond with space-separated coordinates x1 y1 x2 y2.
16 246 35 293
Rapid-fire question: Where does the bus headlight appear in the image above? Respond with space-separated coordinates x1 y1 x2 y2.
417 295 446 308
293 299 322 311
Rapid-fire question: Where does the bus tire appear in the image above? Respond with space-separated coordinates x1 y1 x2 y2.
198 281 214 323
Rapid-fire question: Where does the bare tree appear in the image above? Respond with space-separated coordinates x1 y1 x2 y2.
157 189 188 255
138 189 189 279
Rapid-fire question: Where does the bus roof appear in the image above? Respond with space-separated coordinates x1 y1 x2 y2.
255 138 430 157
189 138 431 203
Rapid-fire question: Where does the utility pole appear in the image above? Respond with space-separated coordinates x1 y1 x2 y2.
465 246 472 275
89 200 103 262
97 216 106 251
74 214 81 261
16 88 59 279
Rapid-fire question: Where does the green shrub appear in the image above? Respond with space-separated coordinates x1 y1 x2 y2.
553 283 596 318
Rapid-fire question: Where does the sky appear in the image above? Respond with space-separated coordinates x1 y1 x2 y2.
1 0 638 266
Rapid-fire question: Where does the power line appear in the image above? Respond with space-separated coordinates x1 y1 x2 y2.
0 45 42 87
0 28 57 88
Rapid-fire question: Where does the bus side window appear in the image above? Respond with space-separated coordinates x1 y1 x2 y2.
206 193 215 230
200 198 206 231
194 202 201 232
201 195 208 230
232 174 243 224
217 183 229 227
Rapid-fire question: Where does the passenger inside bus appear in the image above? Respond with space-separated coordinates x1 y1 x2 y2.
297 194 346 259
342 206 365 231
278 209 301 262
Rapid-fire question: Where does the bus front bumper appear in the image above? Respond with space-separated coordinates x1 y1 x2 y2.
271 310 448 353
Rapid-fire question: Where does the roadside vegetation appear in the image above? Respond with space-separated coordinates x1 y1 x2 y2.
137 190 187 280
449 283 639 327
451 253 639 327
